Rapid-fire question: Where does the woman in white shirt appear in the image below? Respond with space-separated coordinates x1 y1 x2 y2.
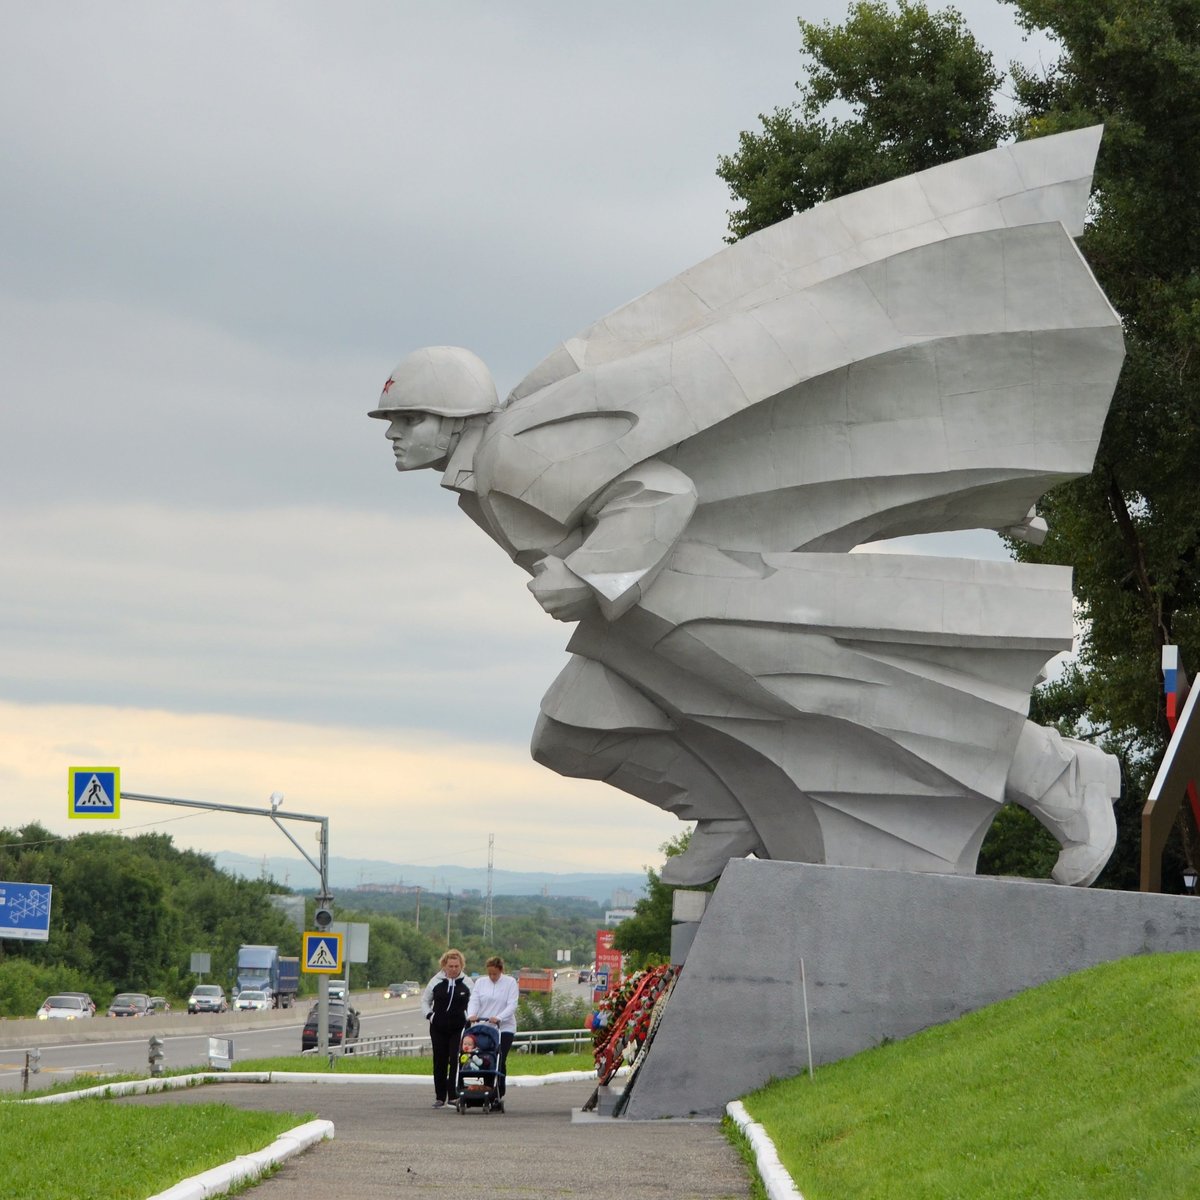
465 954 519 1101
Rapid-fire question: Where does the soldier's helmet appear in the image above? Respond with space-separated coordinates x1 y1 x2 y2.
368 346 499 420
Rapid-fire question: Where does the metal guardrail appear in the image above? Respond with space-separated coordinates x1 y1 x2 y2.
513 1027 592 1054
306 1027 594 1061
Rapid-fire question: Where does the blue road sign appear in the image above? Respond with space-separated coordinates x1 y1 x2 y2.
302 931 343 973
68 766 121 819
0 881 52 942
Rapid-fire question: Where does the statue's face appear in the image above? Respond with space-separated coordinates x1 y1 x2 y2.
385 410 450 471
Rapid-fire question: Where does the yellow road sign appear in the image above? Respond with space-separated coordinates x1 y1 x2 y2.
302 931 343 973
68 767 120 819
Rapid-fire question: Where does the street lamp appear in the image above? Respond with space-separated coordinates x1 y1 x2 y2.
1184 866 1198 894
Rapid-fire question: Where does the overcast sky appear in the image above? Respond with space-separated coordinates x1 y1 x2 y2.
1 2 1058 888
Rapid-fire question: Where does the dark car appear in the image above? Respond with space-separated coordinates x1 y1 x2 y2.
107 992 152 1017
383 981 421 999
187 984 229 1014
301 1001 361 1051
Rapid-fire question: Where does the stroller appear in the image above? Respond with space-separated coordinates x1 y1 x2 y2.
453 1021 505 1114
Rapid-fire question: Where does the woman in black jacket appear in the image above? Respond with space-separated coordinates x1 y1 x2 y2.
421 948 471 1107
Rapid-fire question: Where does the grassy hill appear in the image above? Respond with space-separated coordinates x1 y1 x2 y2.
742 952 1200 1199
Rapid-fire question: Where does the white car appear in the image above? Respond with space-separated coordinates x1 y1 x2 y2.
38 994 94 1020
234 988 271 1011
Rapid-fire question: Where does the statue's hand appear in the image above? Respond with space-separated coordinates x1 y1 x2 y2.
529 557 596 622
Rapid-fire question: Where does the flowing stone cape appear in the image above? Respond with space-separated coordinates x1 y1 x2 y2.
460 129 1125 875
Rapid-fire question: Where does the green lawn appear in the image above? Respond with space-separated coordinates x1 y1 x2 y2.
235 1049 596 1074
4 1100 309 1200
739 952 1200 1199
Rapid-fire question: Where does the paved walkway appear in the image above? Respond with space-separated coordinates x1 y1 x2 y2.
120 1078 752 1200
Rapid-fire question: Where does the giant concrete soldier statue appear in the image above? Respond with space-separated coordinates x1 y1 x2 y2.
371 127 1124 889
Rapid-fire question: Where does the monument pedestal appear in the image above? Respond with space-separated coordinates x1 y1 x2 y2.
623 859 1200 1119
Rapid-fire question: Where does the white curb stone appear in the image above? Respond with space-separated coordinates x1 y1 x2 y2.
726 1100 804 1200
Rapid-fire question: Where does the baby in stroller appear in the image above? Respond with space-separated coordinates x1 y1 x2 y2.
455 1021 504 1113
459 1030 495 1071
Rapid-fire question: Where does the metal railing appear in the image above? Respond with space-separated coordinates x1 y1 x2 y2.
512 1027 593 1054
304 1026 594 1061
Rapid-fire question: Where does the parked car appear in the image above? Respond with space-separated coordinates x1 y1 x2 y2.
383 981 422 999
234 988 271 1011
300 1000 361 1051
38 994 94 1020
107 992 152 1017
187 984 229 1014
149 996 171 1013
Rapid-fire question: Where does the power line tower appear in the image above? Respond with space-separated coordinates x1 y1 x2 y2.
482 832 495 945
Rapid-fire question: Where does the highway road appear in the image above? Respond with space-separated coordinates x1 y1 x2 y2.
1 974 598 1094
0 1000 429 1094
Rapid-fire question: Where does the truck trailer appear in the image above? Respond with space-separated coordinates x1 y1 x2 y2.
236 944 300 1008
517 968 555 995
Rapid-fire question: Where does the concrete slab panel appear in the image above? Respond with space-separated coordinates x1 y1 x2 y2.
622 859 1200 1118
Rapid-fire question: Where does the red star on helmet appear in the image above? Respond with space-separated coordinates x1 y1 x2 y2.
381 376 395 395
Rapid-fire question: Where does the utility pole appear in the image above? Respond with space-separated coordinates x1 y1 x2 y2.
445 889 452 947
414 886 421 933
483 833 495 945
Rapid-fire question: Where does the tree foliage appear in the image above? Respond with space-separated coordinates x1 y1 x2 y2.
717 1 1006 238
613 832 713 969
338 890 610 974
0 824 300 1013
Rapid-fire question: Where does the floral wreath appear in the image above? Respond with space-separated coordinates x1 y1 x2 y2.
592 964 677 1083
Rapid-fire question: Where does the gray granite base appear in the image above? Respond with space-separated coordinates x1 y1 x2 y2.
622 858 1200 1119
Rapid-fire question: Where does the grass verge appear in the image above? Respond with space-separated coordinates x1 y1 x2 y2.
3 1099 309 1200
741 952 1200 1200
721 1115 769 1200
233 1050 596 1074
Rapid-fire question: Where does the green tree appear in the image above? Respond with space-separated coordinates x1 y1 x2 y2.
332 908 440 989
717 0 1005 239
613 832 714 969
0 824 301 1014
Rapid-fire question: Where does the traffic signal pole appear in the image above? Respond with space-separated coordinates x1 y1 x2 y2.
124 790 335 1049
122 792 330 899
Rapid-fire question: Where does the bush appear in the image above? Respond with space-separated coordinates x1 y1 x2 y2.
516 992 594 1053
0 959 97 1018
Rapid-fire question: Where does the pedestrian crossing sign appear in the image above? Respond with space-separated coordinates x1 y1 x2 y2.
303 931 343 973
68 767 121 819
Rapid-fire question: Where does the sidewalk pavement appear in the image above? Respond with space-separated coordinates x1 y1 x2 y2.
119 1077 753 1200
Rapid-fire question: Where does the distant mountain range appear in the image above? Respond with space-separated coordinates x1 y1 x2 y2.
214 852 646 906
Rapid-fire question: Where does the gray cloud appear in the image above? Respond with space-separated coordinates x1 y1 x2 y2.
0 3 1058 862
